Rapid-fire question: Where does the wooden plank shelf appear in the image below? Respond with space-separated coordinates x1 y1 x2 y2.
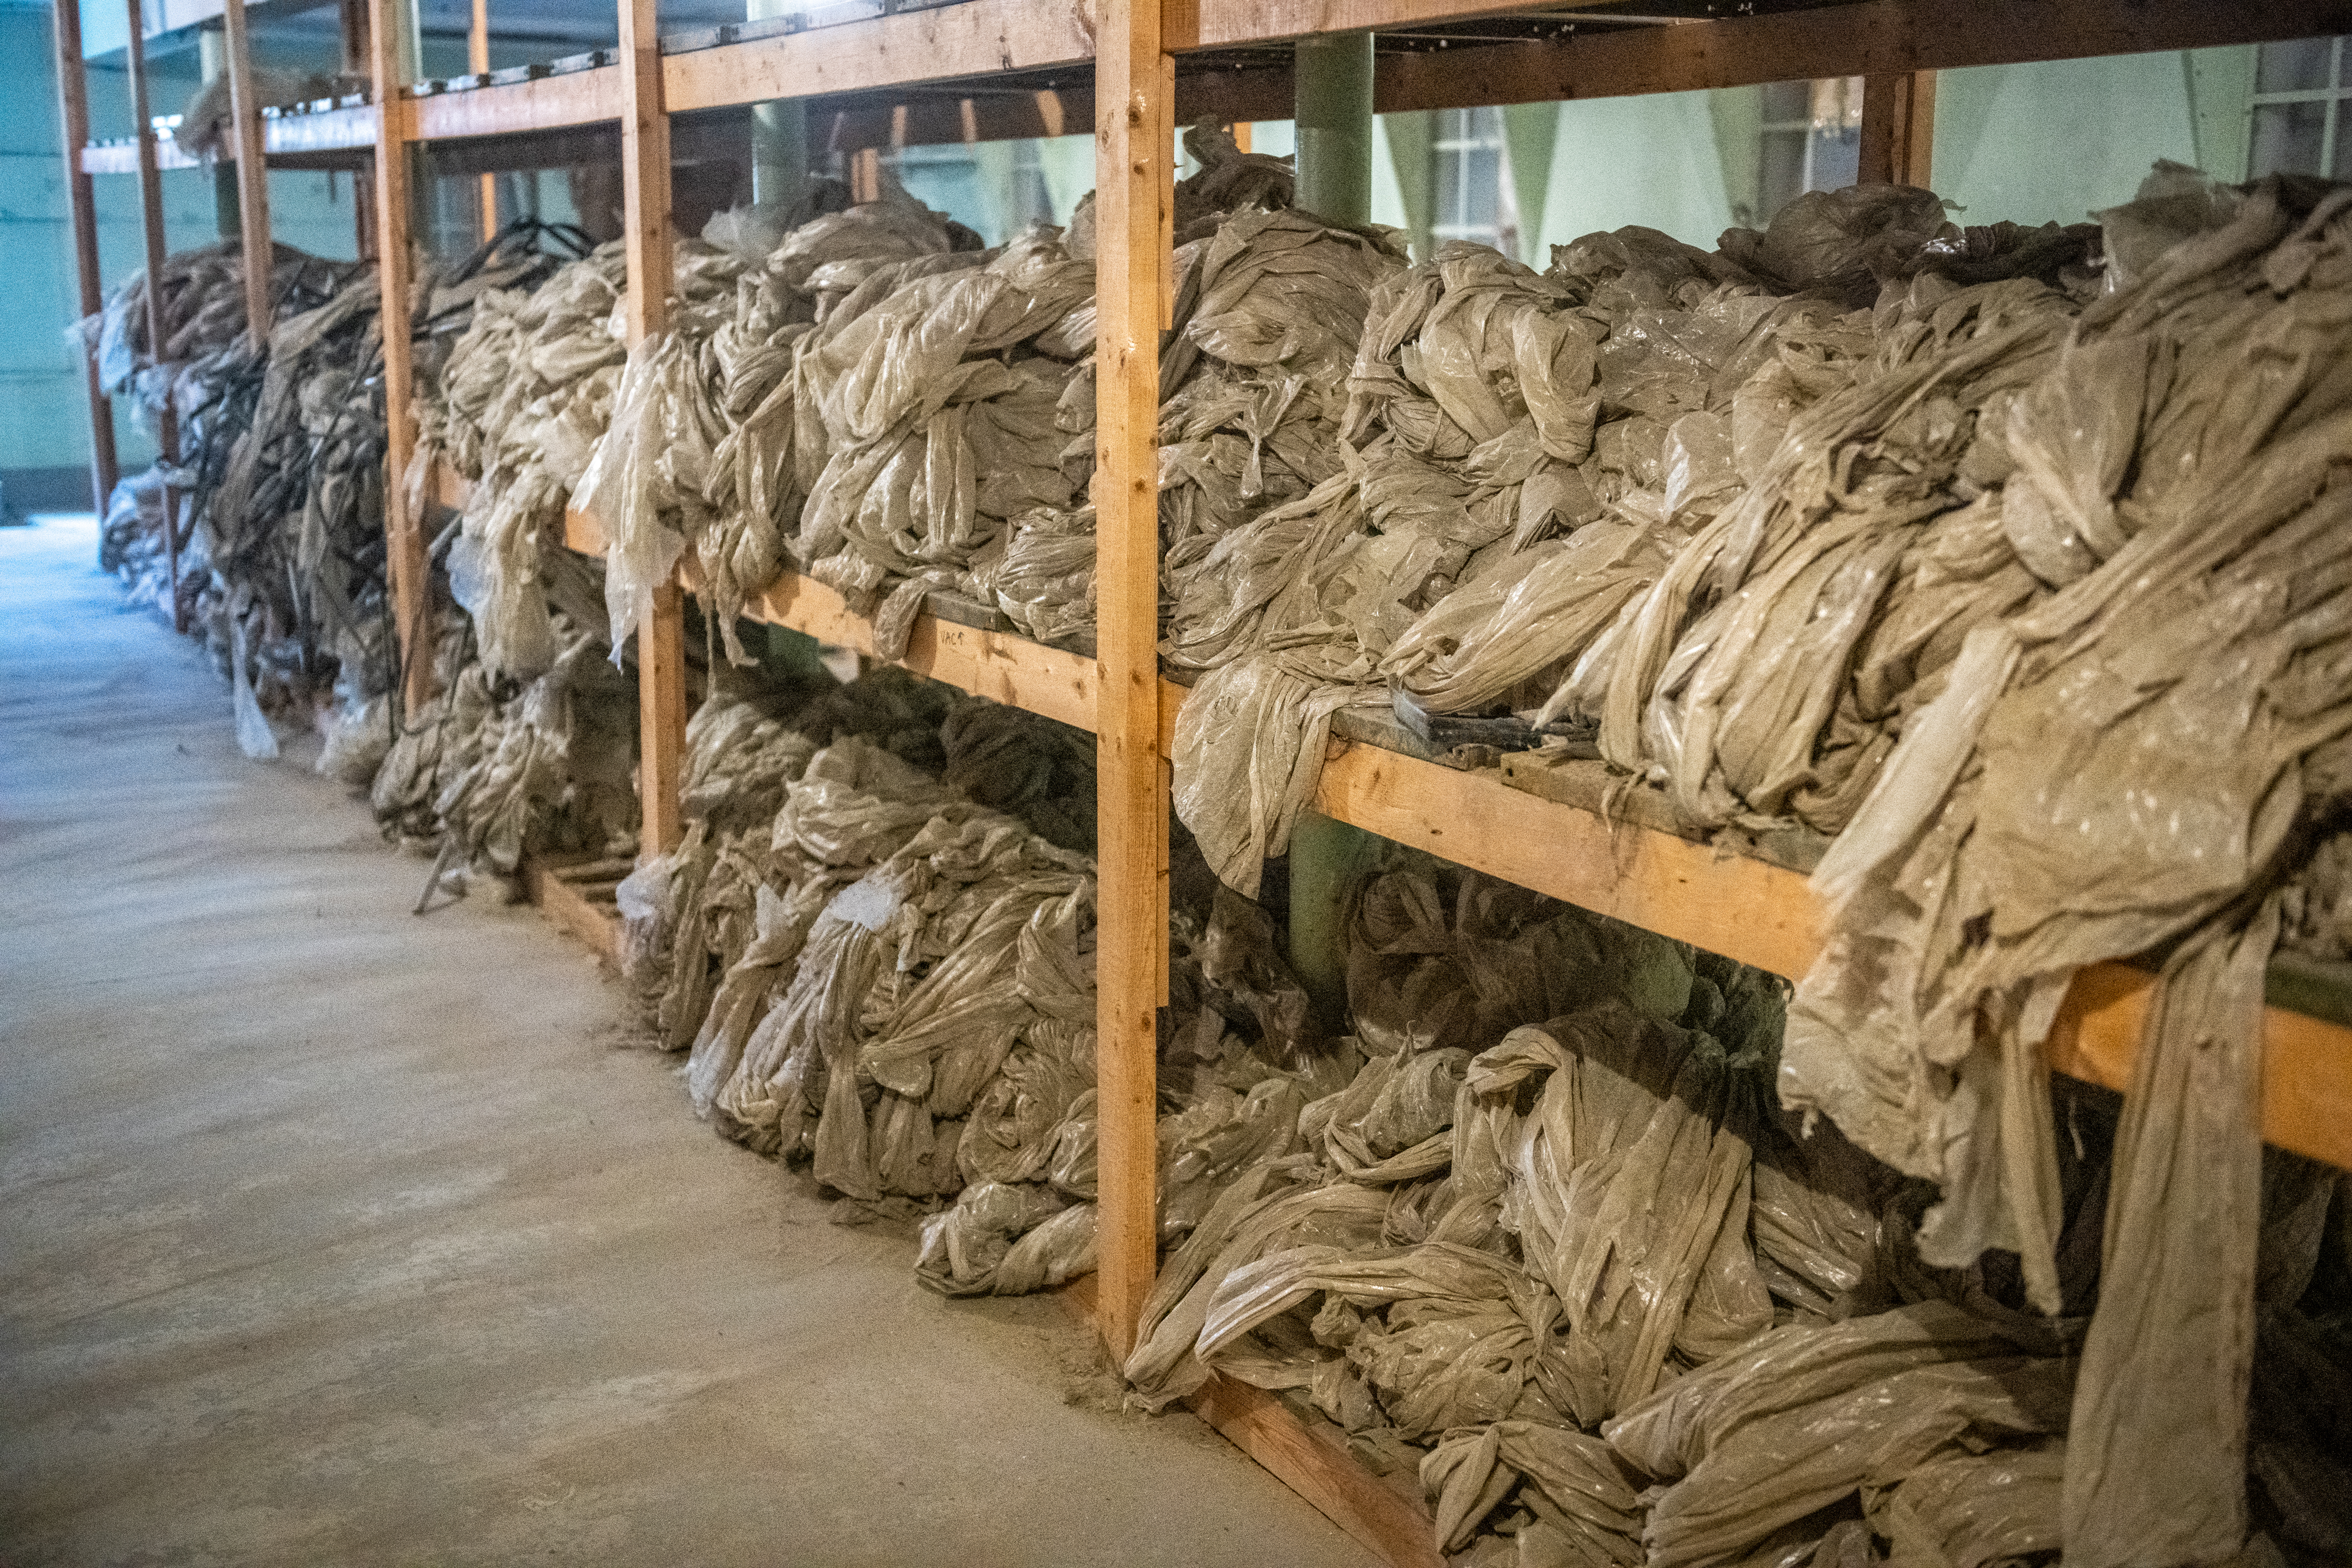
1364 0 2352 116
663 0 1095 114
412 68 619 141
642 0 2349 123
72 0 2352 1558
522 855 625 966
431 462 2352 1174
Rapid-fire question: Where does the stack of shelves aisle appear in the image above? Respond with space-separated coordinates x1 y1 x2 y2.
59 0 2352 1560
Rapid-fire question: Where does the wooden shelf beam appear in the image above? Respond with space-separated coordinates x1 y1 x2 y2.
1371 0 2352 115
473 463 2352 1175
415 68 619 140
522 857 624 966
663 0 1094 114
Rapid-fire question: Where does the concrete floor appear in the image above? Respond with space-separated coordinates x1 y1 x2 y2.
0 516 1372 1568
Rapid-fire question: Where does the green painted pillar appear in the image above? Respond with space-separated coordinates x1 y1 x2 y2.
1290 35 1378 1024
198 27 240 240
1287 808 1380 1032
747 0 808 210
1500 103 1557 266
1295 32 1373 226
751 97 809 210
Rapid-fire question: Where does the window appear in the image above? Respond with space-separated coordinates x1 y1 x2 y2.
1431 107 1517 255
2248 35 2352 179
1753 76 1863 227
882 143 986 238
1006 140 1056 233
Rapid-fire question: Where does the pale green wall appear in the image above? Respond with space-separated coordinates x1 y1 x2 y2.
1539 89 1735 254
1931 51 2202 226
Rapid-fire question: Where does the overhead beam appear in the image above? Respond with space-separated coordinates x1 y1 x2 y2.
663 0 1096 113
1370 0 2352 113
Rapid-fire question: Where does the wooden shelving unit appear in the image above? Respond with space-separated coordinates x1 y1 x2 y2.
63 0 2352 1560
536 472 2352 1180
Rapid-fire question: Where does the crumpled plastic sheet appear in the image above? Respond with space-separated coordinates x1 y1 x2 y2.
794 226 1092 646
1122 861 1785 1420
1169 185 2104 907
369 552 637 872
1602 1301 2074 1568
1783 170 2352 1565
429 244 627 679
609 670 1166 1251
571 184 981 665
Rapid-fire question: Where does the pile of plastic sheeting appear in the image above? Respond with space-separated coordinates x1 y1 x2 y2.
792 221 1093 656
580 181 985 665
1108 851 2351 1567
174 67 356 161
978 129 1403 651
90 240 358 646
1781 166 2352 1568
422 236 626 680
365 543 637 873
88 228 569 762
1169 187 2105 894
581 131 1373 673
614 669 1147 1248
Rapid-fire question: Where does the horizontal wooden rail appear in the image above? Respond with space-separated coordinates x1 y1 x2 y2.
440 461 2352 1173
521 857 625 965
1369 0 2352 114
1059 1274 1440 1568
665 0 1097 114
653 0 2351 117
413 68 619 140
1318 742 1825 982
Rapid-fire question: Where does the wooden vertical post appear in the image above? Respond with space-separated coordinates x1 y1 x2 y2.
368 0 431 716
470 0 496 238
1092 0 1172 1362
52 0 118 518
221 0 275 353
340 0 374 260
618 0 685 857
1859 71 1937 188
124 0 184 631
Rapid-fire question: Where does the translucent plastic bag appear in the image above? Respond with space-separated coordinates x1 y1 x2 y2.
230 617 281 761
579 333 689 665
